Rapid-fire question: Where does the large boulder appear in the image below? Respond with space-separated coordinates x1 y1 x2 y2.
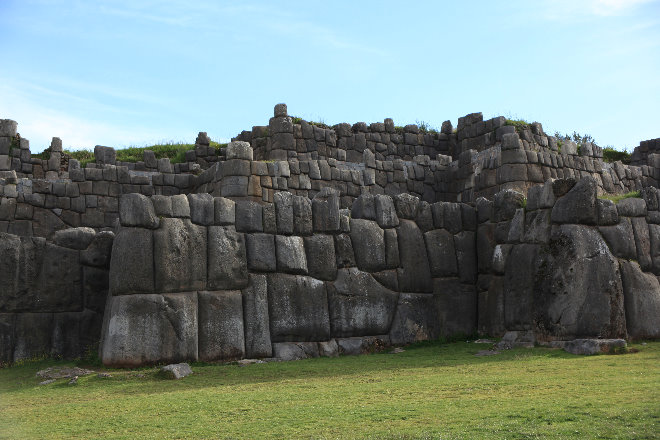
534 225 626 339
153 219 207 293
350 219 386 272
433 278 477 337
619 260 660 339
304 234 337 281
424 229 457 277
198 290 245 361
396 220 432 292
119 193 159 229
267 274 330 342
551 177 598 225
208 226 248 290
503 244 539 330
327 268 399 338
109 228 154 295
101 293 198 367
389 293 439 344
242 275 272 358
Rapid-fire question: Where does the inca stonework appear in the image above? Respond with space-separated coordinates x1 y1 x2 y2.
0 104 658 366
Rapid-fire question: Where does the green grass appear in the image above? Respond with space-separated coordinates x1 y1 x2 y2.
505 118 531 133
1 341 658 439
599 190 641 203
35 141 227 168
603 147 632 164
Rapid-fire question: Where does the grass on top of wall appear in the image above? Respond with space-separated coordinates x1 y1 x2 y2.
35 141 228 168
0 340 658 439
599 190 641 203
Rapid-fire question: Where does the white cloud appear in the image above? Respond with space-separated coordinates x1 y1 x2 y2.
540 0 658 20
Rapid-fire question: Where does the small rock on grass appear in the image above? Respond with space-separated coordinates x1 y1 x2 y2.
97 373 112 378
36 366 94 380
389 347 405 354
68 376 78 386
237 359 265 367
475 350 501 357
474 339 496 344
160 363 193 380
39 379 56 386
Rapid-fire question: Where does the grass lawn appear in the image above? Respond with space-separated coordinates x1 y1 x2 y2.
0 341 658 439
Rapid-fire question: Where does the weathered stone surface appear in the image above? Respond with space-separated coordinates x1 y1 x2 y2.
187 193 214 225
650 224 660 274
526 180 555 211
631 217 652 271
561 339 627 355
198 290 245 361
335 233 356 268
351 194 376 220
274 192 294 234
433 278 477 337
246 233 276 272
293 195 313 236
275 235 308 274
479 276 506 336
318 339 339 357
160 363 193 379
617 197 647 217
52 227 96 250
304 234 337 281
493 190 525 222
171 194 190 218
393 193 420 219
242 274 272 358
208 226 248 290
336 336 389 355
267 274 330 342
327 268 399 338
597 199 619 226
226 141 253 160
13 313 53 361
424 229 457 277
551 177 598 225
350 219 386 272
154 219 207 293
109 228 154 295
119 193 159 228
214 197 235 225
312 187 340 232
503 244 539 330
619 260 660 339
599 218 637 260
455 231 477 284
389 293 439 345
375 195 399 228
396 220 432 292
272 342 319 360
534 225 626 339
523 209 551 244
235 201 263 233
80 231 114 267
101 293 198 367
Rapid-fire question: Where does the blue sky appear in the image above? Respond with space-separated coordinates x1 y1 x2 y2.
1 0 658 153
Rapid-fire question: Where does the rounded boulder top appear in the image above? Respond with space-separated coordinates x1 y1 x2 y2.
274 103 288 117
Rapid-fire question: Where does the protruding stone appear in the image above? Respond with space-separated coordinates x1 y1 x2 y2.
119 193 159 229
226 141 253 161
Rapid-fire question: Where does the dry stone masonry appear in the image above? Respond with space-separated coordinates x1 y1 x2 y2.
0 104 658 365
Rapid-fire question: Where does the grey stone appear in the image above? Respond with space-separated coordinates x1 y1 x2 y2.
493 190 526 222
94 145 116 165
235 201 263 233
274 192 294 234
198 290 245 361
154 218 207 293
171 194 190 218
242 274 272 358
214 197 235 225
109 228 154 295
187 193 214 225
619 260 660 339
152 195 173 217
433 278 478 337
424 229 457 277
599 218 637 259
272 342 319 360
393 193 420 219
617 197 647 217
304 234 337 281
632 217 652 271
384 229 399 268
523 209 552 244
318 339 339 357
335 234 356 268
336 336 389 355
119 193 159 228
526 180 556 211
276 235 308 274
101 293 198 367
396 220 432 293
293 196 313 235
80 231 115 267
351 194 376 220
208 226 248 290
551 177 598 225
226 141 253 160
561 339 627 355
455 231 477 284
327 268 399 337
267 274 330 342
389 293 439 345
597 199 619 226
552 178 576 198
52 227 96 250
246 233 276 272
312 187 340 232
160 363 193 379
534 225 626 339
374 195 399 228
350 219 386 272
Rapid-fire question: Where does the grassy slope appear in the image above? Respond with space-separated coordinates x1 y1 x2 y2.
0 341 658 439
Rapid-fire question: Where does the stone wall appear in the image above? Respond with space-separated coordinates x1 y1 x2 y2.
0 228 112 363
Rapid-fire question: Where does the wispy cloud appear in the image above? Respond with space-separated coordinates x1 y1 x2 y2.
539 0 659 20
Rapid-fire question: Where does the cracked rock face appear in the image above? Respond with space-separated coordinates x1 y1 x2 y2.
533 225 626 339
